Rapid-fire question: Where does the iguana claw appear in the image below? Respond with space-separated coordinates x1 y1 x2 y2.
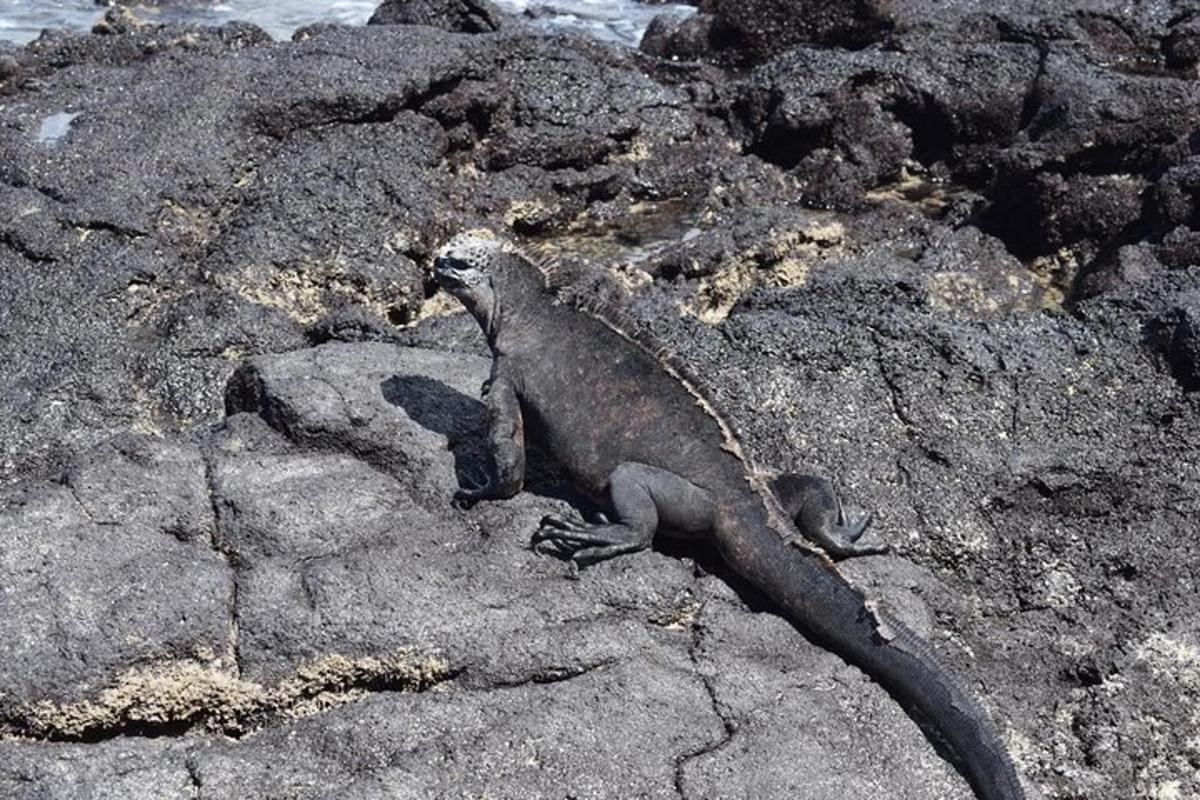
532 514 651 566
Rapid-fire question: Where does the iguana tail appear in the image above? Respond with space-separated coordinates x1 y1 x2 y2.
714 513 1025 800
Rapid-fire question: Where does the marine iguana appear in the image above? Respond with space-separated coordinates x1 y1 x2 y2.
432 231 1025 800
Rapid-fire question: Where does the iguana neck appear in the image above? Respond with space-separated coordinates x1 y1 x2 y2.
488 274 556 356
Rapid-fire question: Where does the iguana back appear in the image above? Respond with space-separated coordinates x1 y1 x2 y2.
432 233 1025 800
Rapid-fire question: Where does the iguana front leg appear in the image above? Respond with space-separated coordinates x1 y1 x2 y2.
455 374 525 507
771 473 888 559
534 462 713 566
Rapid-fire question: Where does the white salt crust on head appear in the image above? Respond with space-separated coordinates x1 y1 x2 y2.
435 230 514 268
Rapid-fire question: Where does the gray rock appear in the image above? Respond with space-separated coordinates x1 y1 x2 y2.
0 738 194 800
195 657 718 798
1 2 1199 797
670 255 1200 799
63 432 214 541
679 574 968 799
0 18 718 486
214 344 704 693
0 341 1009 799
0 436 233 725
224 343 492 497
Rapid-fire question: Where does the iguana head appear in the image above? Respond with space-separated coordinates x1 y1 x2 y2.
433 230 539 337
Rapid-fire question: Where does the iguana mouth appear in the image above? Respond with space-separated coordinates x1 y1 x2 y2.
432 256 472 290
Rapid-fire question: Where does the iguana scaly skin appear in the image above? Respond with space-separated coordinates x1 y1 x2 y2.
432 232 1024 800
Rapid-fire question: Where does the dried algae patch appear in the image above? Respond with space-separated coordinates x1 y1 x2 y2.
864 169 959 215
216 264 334 325
157 199 221 253
7 651 450 741
610 136 652 163
925 268 1059 316
1135 634 1200 690
17 662 264 738
1025 248 1075 311
650 595 702 631
503 199 563 233
926 272 1005 316
684 222 846 323
217 254 415 326
1128 634 1200 795
275 652 452 719
410 288 465 325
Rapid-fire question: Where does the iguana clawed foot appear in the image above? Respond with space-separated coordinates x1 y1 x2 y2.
772 473 890 560
532 514 650 567
792 505 890 559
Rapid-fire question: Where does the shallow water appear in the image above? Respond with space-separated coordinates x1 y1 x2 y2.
0 0 693 47
34 109 78 144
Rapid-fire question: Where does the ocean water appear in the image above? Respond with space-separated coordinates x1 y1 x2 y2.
0 0 693 47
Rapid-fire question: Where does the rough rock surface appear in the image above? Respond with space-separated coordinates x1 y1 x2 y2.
368 0 513 32
1 1 1198 798
696 0 893 63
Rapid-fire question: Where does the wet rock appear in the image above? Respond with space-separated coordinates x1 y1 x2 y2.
95 0 220 6
368 0 513 32
698 0 893 63
639 12 727 61
0 47 22 93
91 7 150 36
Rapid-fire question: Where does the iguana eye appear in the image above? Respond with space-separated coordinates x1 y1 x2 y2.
432 255 487 293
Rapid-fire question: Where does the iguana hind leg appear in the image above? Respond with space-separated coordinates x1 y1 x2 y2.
534 462 714 567
771 473 889 559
